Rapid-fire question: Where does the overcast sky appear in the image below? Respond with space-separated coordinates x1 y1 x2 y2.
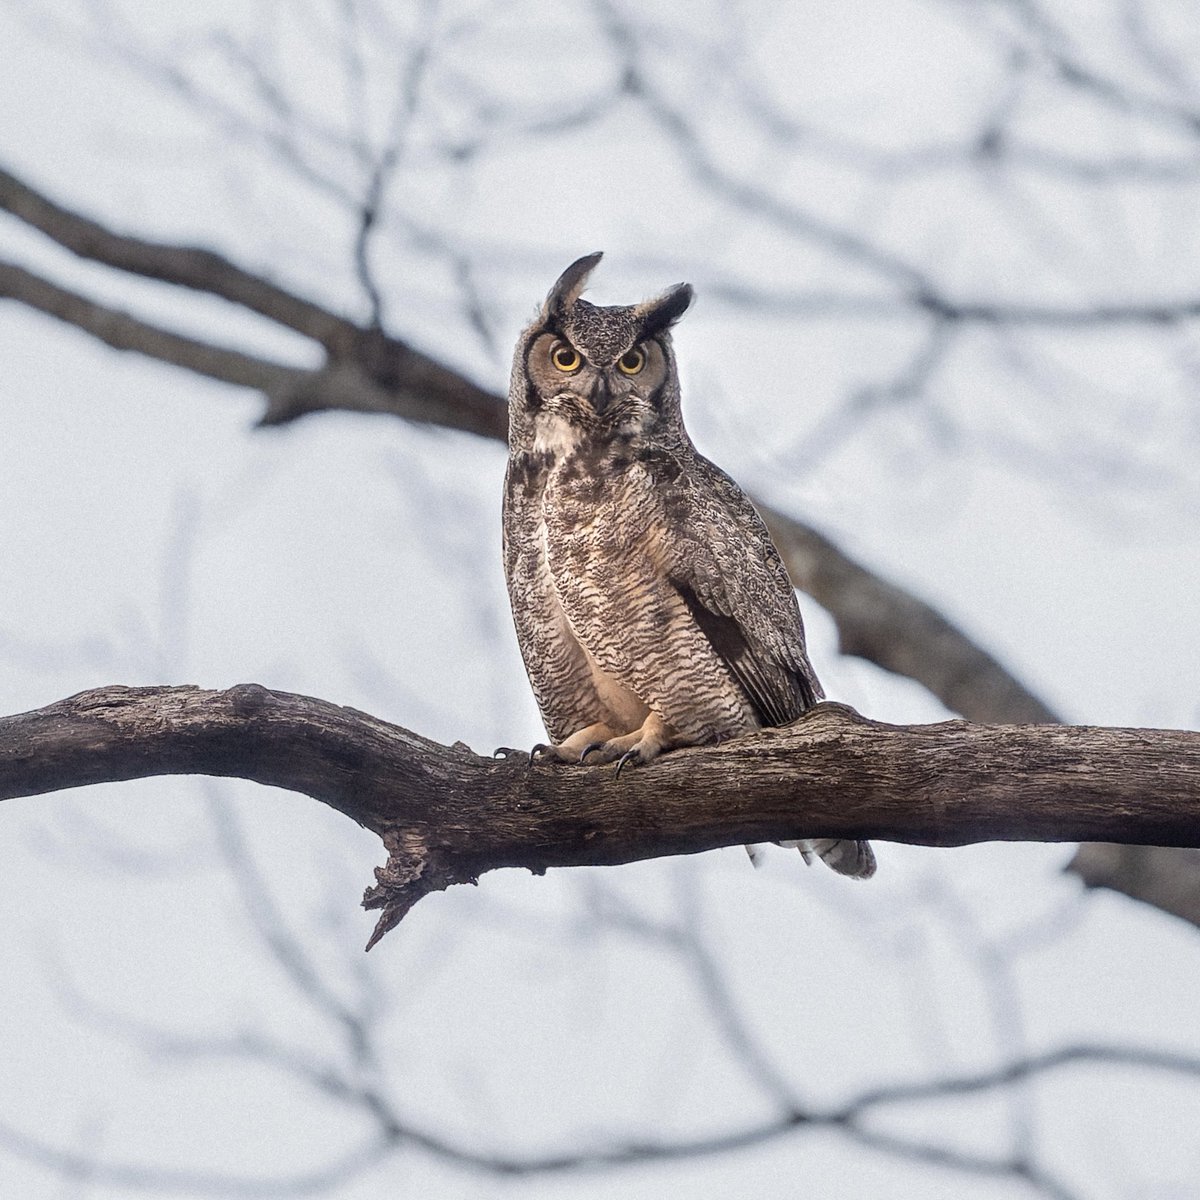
2 3 1200 1199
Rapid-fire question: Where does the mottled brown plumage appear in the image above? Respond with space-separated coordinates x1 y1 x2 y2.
503 254 874 878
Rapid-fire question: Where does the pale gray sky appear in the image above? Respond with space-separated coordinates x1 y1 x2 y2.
2 2 1200 1198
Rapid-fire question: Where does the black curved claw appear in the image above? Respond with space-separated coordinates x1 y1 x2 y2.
613 747 643 779
530 742 551 764
579 741 606 763
493 746 521 760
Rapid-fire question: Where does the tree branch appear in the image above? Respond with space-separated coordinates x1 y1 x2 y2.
0 164 358 349
1066 843 1200 924
0 166 506 437
0 257 506 436
2 685 1196 948
0 259 303 393
3 1034 1194 1192
762 509 1059 724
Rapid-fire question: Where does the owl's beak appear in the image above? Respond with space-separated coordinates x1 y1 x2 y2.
589 374 612 415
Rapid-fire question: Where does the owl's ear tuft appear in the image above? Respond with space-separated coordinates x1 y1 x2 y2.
635 283 694 337
543 252 604 321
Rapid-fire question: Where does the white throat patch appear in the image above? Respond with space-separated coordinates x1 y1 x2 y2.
532 414 584 458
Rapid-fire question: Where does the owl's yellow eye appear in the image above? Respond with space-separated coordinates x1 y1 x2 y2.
551 344 582 372
617 347 645 375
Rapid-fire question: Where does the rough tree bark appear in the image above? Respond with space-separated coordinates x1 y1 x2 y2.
1 164 1191 929
2 685 1198 948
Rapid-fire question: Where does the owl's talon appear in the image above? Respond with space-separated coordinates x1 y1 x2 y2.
613 747 643 778
493 746 521 759
579 742 605 763
530 743 551 763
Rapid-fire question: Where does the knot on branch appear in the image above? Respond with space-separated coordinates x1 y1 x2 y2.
228 683 270 718
786 701 888 738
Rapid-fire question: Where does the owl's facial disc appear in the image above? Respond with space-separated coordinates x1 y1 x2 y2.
533 332 664 419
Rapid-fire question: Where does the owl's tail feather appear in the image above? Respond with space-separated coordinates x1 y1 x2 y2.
790 838 876 879
744 839 876 878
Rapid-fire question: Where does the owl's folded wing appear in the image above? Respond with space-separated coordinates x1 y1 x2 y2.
653 450 824 727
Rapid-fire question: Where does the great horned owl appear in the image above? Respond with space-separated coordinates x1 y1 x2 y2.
503 253 874 878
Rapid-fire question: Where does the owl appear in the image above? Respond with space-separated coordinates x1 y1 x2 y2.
502 253 874 878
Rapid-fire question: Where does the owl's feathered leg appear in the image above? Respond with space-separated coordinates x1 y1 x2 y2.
531 722 621 764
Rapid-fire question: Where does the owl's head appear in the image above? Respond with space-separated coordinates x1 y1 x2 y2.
509 253 694 453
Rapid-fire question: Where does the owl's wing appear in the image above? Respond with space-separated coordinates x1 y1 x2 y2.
651 448 824 726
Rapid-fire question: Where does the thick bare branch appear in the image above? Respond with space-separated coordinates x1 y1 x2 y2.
2 683 1198 1192
1067 844 1200 923
763 509 1059 724
0 166 506 436
0 165 356 350
1 685 1196 946
0 259 301 392
0 257 506 436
